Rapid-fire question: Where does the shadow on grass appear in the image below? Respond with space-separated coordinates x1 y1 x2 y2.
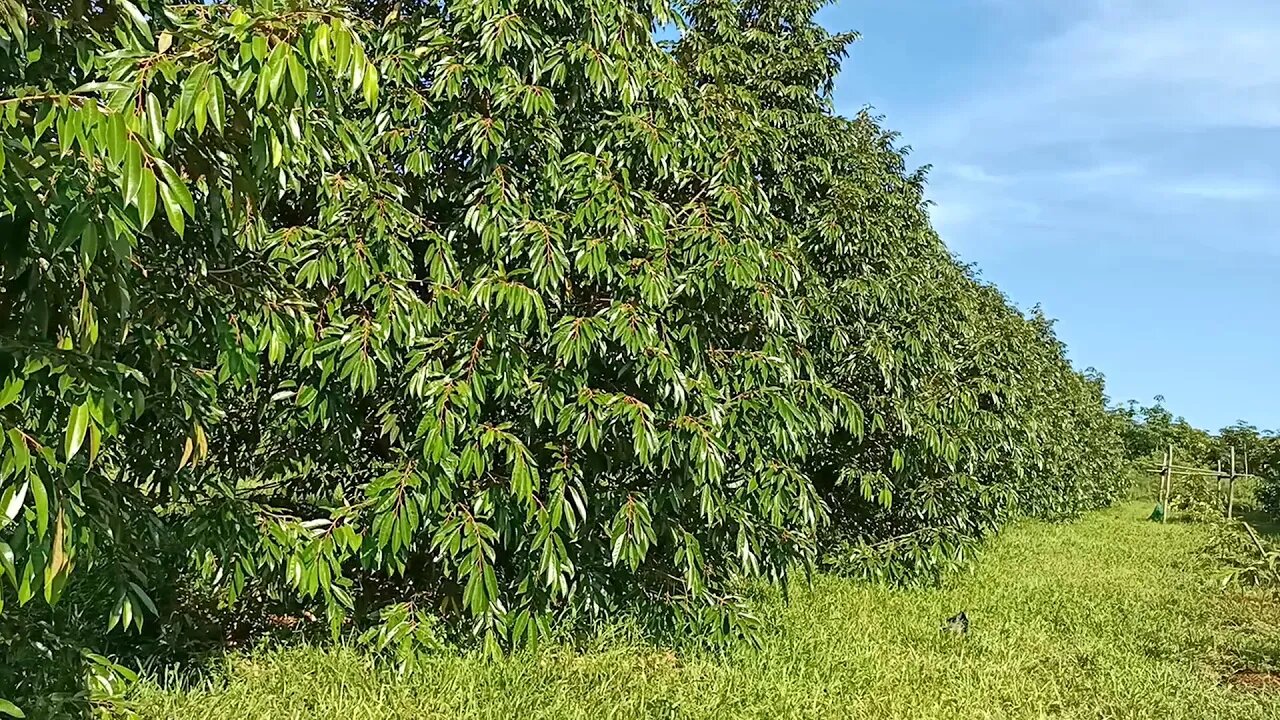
113 573 768 697
1240 509 1280 539
1218 592 1280 680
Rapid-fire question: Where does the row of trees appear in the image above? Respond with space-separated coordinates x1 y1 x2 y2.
1 0 1128 712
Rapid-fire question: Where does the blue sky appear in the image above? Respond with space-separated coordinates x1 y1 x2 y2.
813 0 1280 432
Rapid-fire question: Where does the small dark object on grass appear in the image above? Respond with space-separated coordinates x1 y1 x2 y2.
1149 503 1165 522
941 611 969 636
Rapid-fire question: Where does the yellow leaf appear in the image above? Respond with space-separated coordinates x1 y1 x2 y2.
195 423 208 462
49 510 66 576
178 437 193 470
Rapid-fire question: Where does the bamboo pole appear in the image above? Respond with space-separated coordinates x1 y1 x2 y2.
1161 445 1173 524
1227 446 1237 520
1158 448 1164 512
1218 458 1225 508
1144 465 1261 481
1143 460 1227 471
1155 450 1163 510
1148 462 1225 474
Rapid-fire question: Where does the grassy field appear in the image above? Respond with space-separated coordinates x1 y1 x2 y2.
131 502 1280 719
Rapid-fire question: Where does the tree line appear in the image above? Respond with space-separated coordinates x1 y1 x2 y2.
3 0 1131 712
1115 399 1280 515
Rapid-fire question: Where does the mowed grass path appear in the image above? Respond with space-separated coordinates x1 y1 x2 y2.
133 503 1280 719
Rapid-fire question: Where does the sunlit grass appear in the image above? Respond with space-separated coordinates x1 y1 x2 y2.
131 503 1280 719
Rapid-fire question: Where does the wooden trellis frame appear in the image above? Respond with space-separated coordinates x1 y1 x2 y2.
1150 444 1259 523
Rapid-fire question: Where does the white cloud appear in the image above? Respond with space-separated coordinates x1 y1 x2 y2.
922 0 1280 145
1163 179 1280 201
1055 162 1145 183
898 0 1280 258
944 163 1008 184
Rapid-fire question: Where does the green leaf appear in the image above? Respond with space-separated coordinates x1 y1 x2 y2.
1 481 27 525
29 474 48 539
178 64 211 122
155 161 195 216
362 63 379 106
878 486 893 509
121 593 134 630
122 141 143 206
288 55 308 98
145 92 164 148
55 211 89 254
0 540 15 585
137 166 157 228
65 402 90 460
7 429 28 470
0 377 22 408
158 179 184 236
81 222 99 264
88 424 102 466
118 0 153 42
106 112 127 160
255 67 272 108
71 81 133 94
266 42 289 96
296 386 318 407
333 24 351 69
208 75 226 131
128 581 159 616
194 87 209 135
0 699 25 718
17 562 33 605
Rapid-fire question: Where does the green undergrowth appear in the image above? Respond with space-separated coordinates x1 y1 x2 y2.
127 502 1280 719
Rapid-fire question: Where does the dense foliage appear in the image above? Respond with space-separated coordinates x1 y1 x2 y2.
675 0 1128 582
2 0 1131 713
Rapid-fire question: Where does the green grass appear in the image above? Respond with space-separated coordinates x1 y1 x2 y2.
131 502 1280 719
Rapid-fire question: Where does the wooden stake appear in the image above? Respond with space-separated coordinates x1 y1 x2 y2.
1158 448 1165 511
1218 458 1225 508
1161 445 1173 524
1156 449 1164 508
1228 446 1237 520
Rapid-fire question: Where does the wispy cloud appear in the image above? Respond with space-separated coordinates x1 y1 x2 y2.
1163 179 1280 201
924 0 1280 145
944 164 1008 184
900 0 1280 257
1055 162 1145 184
